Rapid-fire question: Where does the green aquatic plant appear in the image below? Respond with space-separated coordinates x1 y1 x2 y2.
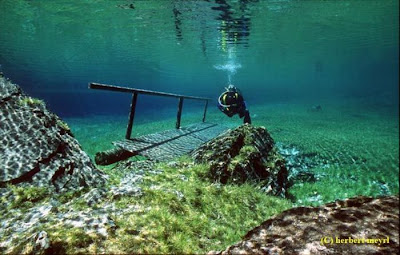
289 163 399 207
18 96 45 107
102 156 292 254
46 227 99 254
56 119 71 131
55 187 88 204
60 101 398 253
9 185 50 210
239 145 257 154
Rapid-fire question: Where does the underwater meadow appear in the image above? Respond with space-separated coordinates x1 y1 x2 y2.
0 0 399 253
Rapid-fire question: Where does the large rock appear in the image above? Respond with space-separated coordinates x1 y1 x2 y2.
211 196 399 255
192 124 288 196
0 76 106 191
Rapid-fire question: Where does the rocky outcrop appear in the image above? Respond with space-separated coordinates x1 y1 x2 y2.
192 124 288 196
210 196 399 255
0 160 154 254
0 76 106 191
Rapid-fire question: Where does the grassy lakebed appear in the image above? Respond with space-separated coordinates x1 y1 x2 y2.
1 99 398 253
69 98 399 207
66 99 398 253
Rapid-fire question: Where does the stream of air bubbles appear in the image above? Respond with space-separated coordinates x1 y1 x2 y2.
214 47 242 85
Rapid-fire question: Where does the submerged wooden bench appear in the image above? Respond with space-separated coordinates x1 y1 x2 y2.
89 83 229 164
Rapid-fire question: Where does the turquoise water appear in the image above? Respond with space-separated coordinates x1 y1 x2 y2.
0 2 399 252
0 1 399 192
0 0 398 117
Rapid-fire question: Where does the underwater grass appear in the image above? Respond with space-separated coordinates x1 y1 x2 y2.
102 157 292 254
0 158 290 253
59 99 399 252
17 96 45 107
249 100 399 205
67 100 399 205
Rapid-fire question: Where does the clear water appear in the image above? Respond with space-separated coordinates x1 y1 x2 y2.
0 0 398 117
0 2 399 253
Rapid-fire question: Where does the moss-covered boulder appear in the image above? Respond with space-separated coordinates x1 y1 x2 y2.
0 76 106 191
192 124 288 196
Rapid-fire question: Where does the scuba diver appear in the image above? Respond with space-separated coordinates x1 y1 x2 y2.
218 85 251 124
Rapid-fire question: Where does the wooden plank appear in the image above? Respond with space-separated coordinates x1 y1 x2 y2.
113 122 229 162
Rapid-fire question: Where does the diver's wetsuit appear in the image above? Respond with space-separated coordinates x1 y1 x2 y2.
218 86 251 124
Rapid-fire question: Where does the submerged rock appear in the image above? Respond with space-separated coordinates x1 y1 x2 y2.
0 159 159 254
192 124 288 196
210 196 399 255
0 76 106 191
32 231 50 254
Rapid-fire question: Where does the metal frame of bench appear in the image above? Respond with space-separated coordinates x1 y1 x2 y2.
89 82 211 139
